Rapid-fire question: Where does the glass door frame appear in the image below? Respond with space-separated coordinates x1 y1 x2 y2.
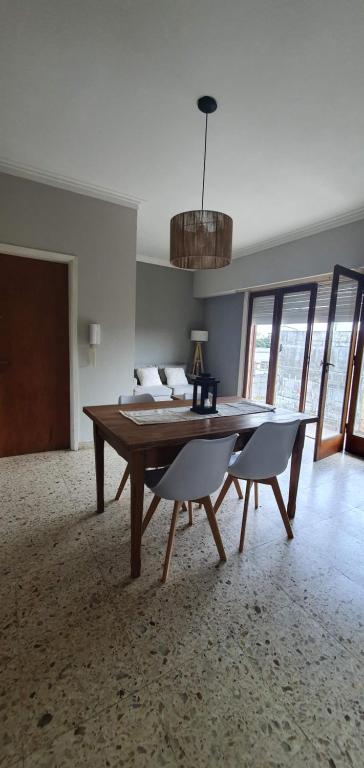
343 288 364 458
243 283 318 409
314 264 364 461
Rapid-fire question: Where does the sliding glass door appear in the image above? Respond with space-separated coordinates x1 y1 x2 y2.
244 268 364 460
314 265 364 460
243 284 317 411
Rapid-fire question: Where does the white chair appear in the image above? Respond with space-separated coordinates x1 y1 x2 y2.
214 421 300 553
142 433 238 582
115 394 155 501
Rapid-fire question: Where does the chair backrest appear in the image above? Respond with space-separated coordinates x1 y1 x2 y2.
118 393 155 405
151 433 238 501
229 420 300 481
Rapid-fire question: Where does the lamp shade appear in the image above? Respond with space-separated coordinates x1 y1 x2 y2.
191 330 208 342
170 210 232 270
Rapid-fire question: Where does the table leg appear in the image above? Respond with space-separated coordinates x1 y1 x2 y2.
93 423 104 514
130 451 145 578
287 422 306 519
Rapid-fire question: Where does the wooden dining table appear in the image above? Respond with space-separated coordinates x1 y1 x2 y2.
83 397 316 578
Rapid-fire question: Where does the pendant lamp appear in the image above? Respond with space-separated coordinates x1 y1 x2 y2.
170 96 233 270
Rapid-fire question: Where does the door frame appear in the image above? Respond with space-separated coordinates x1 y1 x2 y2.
242 283 317 409
0 243 79 450
346 294 364 456
314 264 364 461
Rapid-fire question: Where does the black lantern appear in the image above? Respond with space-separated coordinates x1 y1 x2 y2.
191 373 219 415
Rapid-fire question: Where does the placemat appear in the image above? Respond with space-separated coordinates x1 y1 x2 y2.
119 400 275 425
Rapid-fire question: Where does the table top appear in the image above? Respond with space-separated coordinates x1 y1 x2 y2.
84 397 317 452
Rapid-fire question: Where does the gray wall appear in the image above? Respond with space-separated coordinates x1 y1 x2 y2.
193 218 364 297
0 172 137 441
135 262 204 367
204 294 244 396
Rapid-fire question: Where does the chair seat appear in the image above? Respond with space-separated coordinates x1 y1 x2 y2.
145 466 169 491
228 454 272 481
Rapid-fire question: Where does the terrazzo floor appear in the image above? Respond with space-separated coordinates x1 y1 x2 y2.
0 437 363 767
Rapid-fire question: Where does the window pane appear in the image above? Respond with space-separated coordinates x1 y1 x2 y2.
249 296 274 402
305 283 331 418
322 277 358 437
275 291 311 411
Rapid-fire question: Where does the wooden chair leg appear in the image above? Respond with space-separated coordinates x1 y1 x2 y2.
181 502 187 511
115 465 130 500
233 477 244 499
201 496 227 562
214 474 234 513
270 478 294 540
254 482 259 510
142 495 161 535
188 501 193 526
161 501 180 583
239 480 252 553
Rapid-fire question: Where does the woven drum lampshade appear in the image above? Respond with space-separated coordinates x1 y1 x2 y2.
170 96 233 270
170 209 232 270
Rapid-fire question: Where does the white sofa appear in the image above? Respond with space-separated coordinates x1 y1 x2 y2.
133 383 173 401
133 365 194 400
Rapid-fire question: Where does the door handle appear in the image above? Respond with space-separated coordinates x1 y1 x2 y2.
320 361 335 373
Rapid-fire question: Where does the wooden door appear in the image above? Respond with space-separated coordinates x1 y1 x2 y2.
346 292 364 457
314 264 364 461
0 253 70 457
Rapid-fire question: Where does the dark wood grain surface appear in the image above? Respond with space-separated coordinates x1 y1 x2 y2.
0 252 70 457
84 397 316 453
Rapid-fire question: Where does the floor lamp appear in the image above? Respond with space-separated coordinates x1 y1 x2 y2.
191 330 208 376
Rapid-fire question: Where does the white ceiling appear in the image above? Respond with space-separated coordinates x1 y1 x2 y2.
1 0 364 264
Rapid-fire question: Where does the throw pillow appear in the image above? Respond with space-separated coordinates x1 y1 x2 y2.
164 367 188 386
136 367 162 386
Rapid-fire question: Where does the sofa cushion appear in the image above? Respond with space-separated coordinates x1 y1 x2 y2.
172 384 194 397
164 366 188 387
134 384 172 398
136 366 161 387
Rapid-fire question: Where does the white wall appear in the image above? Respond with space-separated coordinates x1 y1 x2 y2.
0 172 137 441
193 219 364 298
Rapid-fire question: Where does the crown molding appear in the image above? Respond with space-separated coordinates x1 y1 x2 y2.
136 254 181 269
233 206 364 260
0 158 144 209
138 206 364 269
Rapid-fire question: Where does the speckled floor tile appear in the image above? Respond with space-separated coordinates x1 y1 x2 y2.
19 616 144 755
1 444 363 768
296 523 364 588
0 580 18 657
279 569 364 660
23 687 176 768
237 601 364 768
0 657 22 767
139 645 324 767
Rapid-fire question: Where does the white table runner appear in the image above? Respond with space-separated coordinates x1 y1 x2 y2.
119 400 275 425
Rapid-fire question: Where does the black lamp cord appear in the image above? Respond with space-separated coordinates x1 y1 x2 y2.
201 113 208 211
